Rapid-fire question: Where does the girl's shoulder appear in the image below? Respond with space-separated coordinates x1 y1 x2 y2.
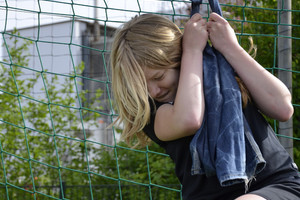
143 101 170 146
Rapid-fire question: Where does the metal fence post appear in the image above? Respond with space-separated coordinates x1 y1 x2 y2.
277 0 293 159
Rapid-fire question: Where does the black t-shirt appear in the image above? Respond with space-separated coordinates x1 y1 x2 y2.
143 102 299 200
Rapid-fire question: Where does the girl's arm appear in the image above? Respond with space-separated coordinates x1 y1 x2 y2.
207 13 293 121
154 13 207 141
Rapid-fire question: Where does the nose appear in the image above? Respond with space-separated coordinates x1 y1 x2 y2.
148 82 161 98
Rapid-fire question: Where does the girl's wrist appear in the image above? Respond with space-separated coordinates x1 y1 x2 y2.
182 48 204 56
221 44 244 61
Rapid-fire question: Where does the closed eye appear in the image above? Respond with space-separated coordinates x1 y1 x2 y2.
154 73 165 81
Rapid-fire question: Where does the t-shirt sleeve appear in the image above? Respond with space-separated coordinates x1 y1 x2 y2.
143 101 167 147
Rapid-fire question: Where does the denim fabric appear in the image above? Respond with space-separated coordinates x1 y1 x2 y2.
189 0 266 187
189 43 266 187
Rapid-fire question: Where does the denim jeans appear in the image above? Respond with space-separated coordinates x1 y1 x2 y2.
189 44 266 187
189 0 266 187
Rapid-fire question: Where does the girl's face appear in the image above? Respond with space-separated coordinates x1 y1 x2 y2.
144 67 179 103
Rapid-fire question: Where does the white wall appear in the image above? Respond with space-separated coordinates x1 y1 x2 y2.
1 20 116 147
2 21 87 99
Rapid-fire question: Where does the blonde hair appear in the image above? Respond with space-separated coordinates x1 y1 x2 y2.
110 14 183 148
111 14 253 148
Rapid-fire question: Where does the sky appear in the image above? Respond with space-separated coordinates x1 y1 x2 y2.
0 0 188 57
0 0 184 30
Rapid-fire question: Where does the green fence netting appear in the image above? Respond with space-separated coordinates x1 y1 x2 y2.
0 0 299 199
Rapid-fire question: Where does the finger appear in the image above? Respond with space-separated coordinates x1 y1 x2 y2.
199 18 207 26
190 13 202 21
206 21 212 28
206 20 216 32
206 25 213 35
207 13 218 28
209 12 227 24
206 20 216 29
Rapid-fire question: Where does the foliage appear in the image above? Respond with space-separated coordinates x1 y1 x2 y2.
90 141 181 199
0 29 181 199
0 29 102 199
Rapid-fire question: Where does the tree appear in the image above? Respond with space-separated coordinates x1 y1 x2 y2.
0 29 102 199
91 141 181 199
0 29 180 200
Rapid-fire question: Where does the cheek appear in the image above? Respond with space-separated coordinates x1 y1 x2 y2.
163 76 176 88
162 76 178 92
171 71 180 87
160 69 180 89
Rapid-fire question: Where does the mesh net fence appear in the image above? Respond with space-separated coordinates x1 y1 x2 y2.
0 0 299 199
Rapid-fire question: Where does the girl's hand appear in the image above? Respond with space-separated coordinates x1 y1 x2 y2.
207 12 241 56
183 13 208 53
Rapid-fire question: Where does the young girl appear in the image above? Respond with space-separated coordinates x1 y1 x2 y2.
111 13 300 200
